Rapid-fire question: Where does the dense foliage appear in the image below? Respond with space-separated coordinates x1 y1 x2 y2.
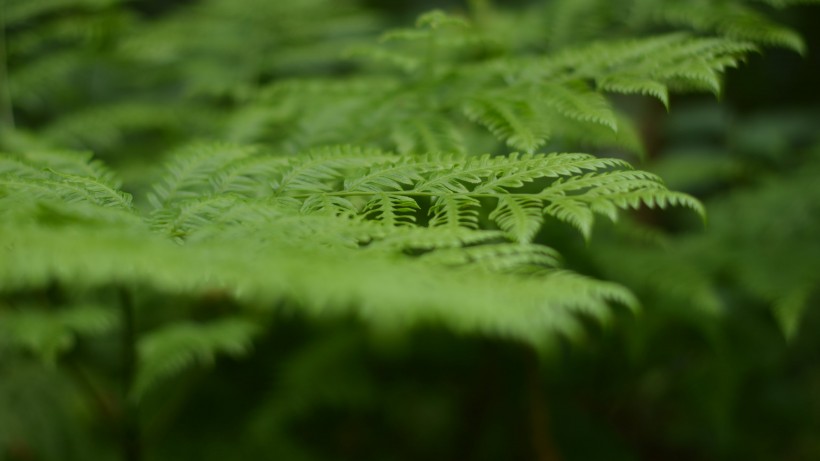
1 0 819 460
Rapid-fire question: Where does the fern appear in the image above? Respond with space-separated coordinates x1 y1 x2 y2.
231 10 767 158
0 1 816 459
594 106 820 340
0 305 118 364
133 318 261 399
3 146 679 356
656 1 807 53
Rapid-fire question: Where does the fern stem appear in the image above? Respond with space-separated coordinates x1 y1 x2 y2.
120 288 142 461
526 348 563 461
66 357 119 424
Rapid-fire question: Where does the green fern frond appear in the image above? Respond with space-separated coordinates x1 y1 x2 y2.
544 169 666 196
658 2 806 52
121 0 379 96
227 9 777 159
390 114 468 155
19 150 118 181
5 2 804 396
148 143 260 208
463 94 549 153
538 169 704 238
363 193 419 227
365 227 505 251
272 145 394 196
1 2 816 455
772 286 812 341
7 51 88 111
543 187 703 239
472 153 633 192
0 218 634 347
420 242 562 274
258 150 699 243
544 198 597 240
411 156 489 194
149 195 242 240
547 111 647 157
429 195 481 229
0 151 132 210
0 156 45 179
519 33 756 100
0 305 119 364
377 10 492 56
490 195 545 243
342 157 424 193
598 75 670 108
300 194 359 218
40 103 186 151
415 9 470 30
133 317 261 399
537 82 618 132
46 170 133 209
2 140 670 347
209 155 291 196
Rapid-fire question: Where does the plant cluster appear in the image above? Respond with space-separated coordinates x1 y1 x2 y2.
1 0 819 459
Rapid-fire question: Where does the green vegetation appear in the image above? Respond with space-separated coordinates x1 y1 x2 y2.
1 0 819 460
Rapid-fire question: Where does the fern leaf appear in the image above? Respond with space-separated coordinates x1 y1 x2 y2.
544 197 596 240
7 50 85 111
149 143 258 207
412 160 485 194
149 195 242 240
365 227 504 251
659 2 806 53
210 156 291 196
300 194 359 218
132 318 261 399
47 171 133 209
363 193 419 227
522 33 756 98
472 152 630 192
538 82 618 132
540 170 704 237
342 158 423 192
20 150 118 182
655 59 724 95
0 151 132 210
606 190 705 215
772 286 811 341
420 243 561 273
390 114 467 155
0 220 637 346
463 95 549 153
273 145 394 196
1 135 701 350
0 305 118 365
489 195 544 243
598 75 670 108
415 9 470 30
428 195 481 229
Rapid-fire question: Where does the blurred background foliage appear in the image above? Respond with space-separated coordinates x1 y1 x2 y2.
1 0 820 460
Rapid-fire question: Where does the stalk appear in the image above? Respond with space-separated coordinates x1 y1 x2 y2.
120 288 141 461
